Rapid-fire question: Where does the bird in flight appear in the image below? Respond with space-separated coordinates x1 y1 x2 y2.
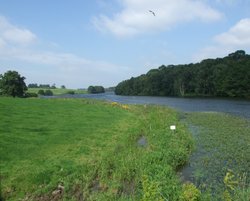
149 10 156 16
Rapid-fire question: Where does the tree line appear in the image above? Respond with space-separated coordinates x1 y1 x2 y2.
115 50 250 98
28 83 57 89
0 70 106 97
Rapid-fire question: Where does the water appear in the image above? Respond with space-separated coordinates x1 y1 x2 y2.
56 92 250 119
52 92 250 195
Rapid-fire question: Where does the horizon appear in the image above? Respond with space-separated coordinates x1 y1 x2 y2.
0 0 250 88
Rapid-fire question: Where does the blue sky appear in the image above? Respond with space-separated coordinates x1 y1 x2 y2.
0 0 249 88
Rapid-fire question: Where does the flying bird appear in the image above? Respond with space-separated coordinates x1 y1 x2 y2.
149 10 155 16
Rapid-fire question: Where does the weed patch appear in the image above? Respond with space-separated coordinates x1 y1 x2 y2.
183 112 250 200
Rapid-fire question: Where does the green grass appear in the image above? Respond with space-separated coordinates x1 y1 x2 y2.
0 98 193 201
185 112 250 200
27 88 87 95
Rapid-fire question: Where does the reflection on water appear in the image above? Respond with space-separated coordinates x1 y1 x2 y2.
56 92 250 119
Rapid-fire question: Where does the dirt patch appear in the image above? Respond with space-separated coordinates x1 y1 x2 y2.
30 184 64 201
71 184 84 201
118 180 135 197
90 179 101 192
89 178 108 193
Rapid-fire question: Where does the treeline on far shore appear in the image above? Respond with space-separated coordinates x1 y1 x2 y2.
115 50 250 98
0 70 110 98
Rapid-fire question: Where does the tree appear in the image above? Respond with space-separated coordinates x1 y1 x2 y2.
39 84 50 88
38 89 45 95
88 86 105 94
115 50 250 98
67 90 75 95
37 89 53 96
44 90 53 96
88 86 96 94
0 70 27 97
28 83 38 88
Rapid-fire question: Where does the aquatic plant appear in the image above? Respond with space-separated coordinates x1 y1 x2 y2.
141 175 164 201
185 112 250 200
180 183 201 201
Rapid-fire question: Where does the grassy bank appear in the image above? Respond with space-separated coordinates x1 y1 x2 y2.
184 112 250 200
27 88 86 95
0 98 193 201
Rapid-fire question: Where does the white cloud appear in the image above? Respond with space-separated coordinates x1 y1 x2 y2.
214 18 250 46
214 0 249 5
3 28 36 45
0 16 131 88
0 16 37 45
193 18 250 61
0 45 131 88
93 0 222 37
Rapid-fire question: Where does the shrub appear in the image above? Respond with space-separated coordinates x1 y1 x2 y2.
67 90 75 95
38 89 45 95
88 86 105 94
44 90 53 96
25 92 38 98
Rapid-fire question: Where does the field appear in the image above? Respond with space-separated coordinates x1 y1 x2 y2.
27 88 87 95
1 98 249 201
0 98 193 201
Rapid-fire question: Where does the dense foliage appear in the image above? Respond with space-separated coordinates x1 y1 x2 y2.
28 83 57 89
115 50 250 98
88 85 105 94
24 92 38 98
0 70 27 97
37 89 53 96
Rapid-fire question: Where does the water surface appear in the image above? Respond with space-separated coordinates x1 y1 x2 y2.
57 92 250 119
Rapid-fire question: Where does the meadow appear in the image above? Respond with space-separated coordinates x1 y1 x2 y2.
0 98 193 201
1 97 249 200
27 88 87 95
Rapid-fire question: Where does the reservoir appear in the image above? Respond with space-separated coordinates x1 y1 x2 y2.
58 92 250 119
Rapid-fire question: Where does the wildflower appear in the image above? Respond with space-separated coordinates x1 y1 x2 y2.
121 105 129 110
111 102 119 106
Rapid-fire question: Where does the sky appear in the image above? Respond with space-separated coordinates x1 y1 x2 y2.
0 0 250 89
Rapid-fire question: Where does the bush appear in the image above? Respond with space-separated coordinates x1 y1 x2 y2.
88 86 105 94
67 90 75 95
24 92 38 98
38 90 45 95
44 90 53 96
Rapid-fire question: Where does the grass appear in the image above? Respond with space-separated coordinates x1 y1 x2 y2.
184 112 250 200
0 98 193 201
27 88 87 95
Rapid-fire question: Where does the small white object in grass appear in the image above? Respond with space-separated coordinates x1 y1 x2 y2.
170 125 176 130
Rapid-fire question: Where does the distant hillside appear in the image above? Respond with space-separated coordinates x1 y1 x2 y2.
115 50 250 98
